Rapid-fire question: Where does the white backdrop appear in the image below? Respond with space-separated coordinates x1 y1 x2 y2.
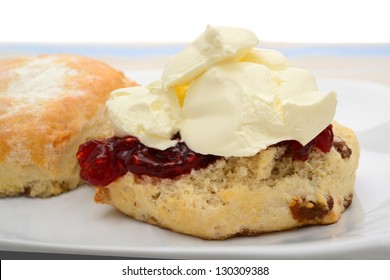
1 0 389 43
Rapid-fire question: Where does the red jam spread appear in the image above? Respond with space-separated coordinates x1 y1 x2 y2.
77 125 333 186
77 135 220 186
279 124 333 161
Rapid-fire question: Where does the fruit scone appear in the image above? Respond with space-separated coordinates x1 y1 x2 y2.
0 54 136 197
77 26 360 240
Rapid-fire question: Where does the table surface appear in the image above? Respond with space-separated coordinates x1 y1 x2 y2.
1 42 389 260
1 42 390 85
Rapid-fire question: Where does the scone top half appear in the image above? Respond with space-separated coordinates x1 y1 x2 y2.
0 54 136 197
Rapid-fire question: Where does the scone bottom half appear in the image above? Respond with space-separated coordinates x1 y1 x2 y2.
77 122 360 240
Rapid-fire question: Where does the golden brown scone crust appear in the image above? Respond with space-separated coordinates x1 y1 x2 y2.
95 122 359 240
0 54 136 197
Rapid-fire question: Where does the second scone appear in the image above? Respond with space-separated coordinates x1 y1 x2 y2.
0 54 136 197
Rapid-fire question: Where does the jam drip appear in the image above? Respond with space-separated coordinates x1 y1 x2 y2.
77 136 220 186
77 125 334 186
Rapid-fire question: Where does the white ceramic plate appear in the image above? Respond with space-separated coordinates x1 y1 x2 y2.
1 76 389 259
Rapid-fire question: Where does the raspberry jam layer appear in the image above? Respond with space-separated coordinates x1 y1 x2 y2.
77 135 220 186
77 125 333 186
279 124 334 161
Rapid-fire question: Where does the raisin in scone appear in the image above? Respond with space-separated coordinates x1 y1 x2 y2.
77 26 360 239
0 54 136 197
